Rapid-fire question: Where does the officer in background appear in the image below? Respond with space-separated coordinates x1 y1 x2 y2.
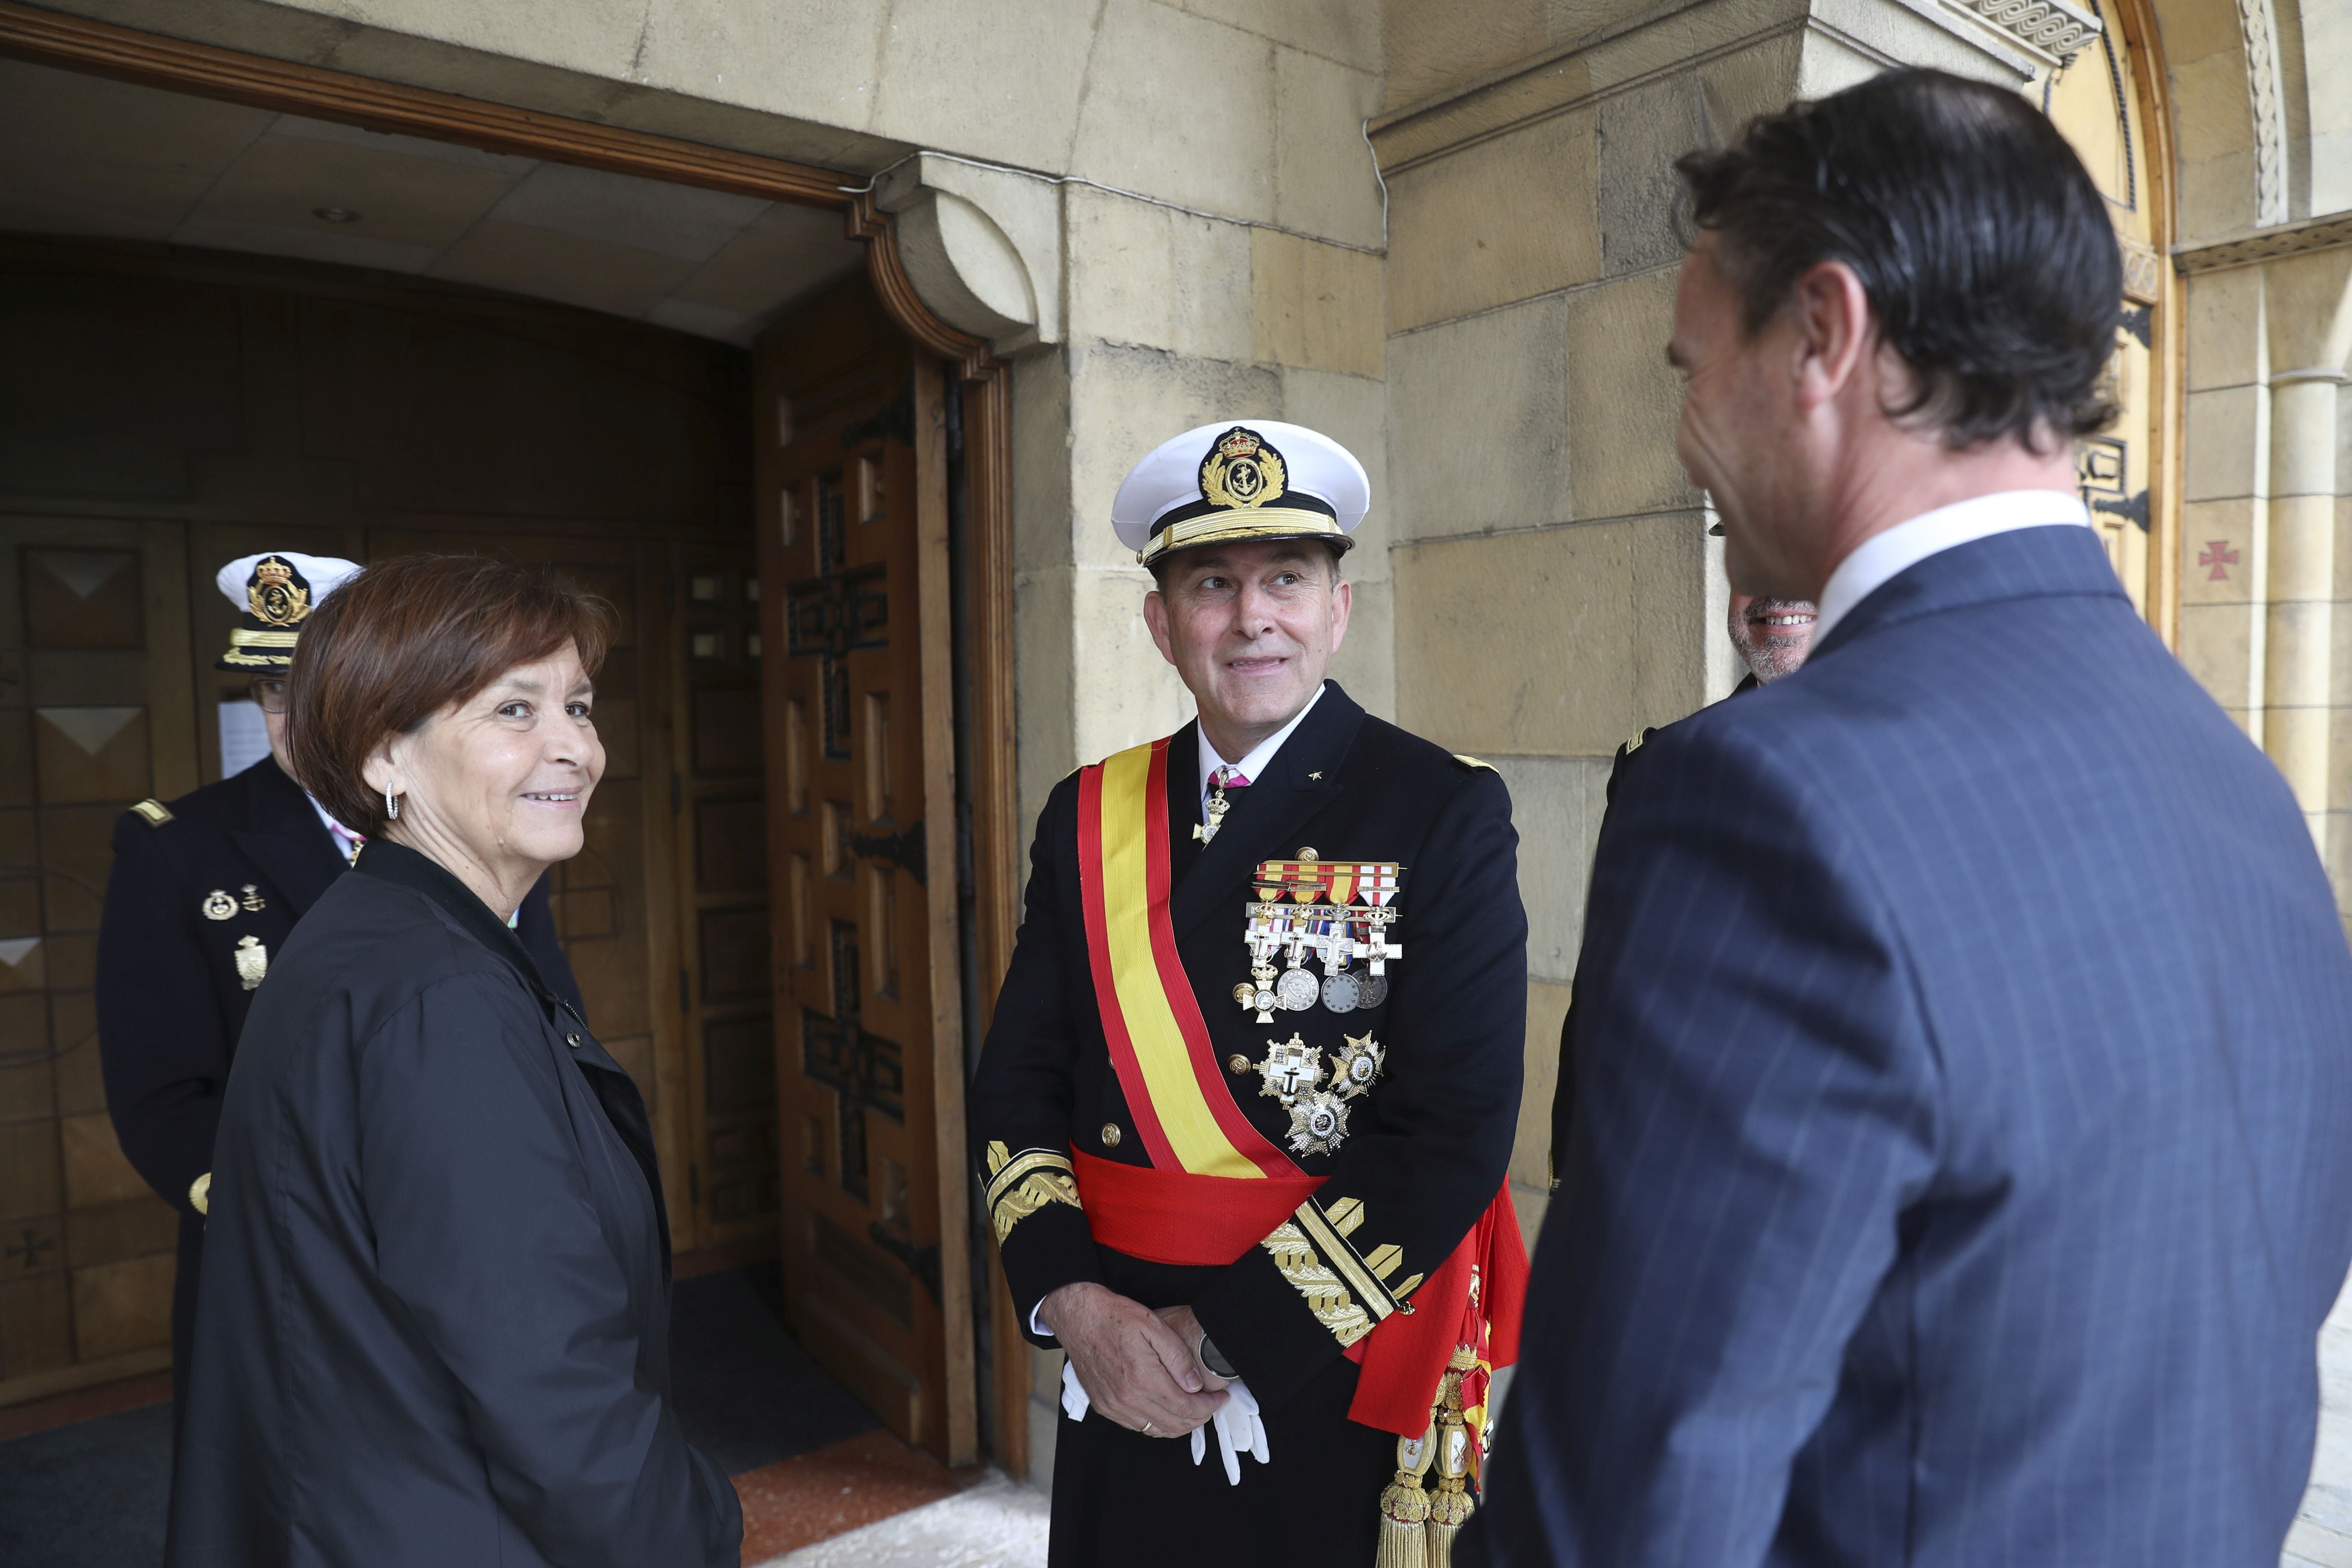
1608 588 1817 800
1550 583 1818 1185
95 551 581 1454
969 423 1529 1566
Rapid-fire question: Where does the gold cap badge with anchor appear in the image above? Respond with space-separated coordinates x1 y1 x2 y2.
1110 420 1372 570
213 551 361 672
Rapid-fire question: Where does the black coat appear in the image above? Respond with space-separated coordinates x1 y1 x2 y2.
165 839 739 1568
1546 670 1759 1185
93 756 577 1424
969 682 1526 1566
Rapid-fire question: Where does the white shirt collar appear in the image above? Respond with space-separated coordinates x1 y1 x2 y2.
309 794 365 854
1811 489 2090 649
1197 681 1327 817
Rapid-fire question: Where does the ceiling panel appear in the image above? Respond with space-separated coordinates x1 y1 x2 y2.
0 58 868 345
0 58 269 241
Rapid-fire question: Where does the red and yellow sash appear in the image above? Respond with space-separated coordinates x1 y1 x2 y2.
1078 737 1295 1179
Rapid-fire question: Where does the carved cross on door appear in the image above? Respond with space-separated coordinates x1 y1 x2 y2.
787 469 888 760
801 919 906 1201
6 1226 55 1272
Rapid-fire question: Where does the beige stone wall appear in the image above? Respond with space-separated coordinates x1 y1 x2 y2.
1372 0 2026 1250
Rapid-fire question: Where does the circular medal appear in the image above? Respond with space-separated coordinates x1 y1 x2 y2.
1320 969 1361 1013
1276 966 1319 1011
201 889 236 922
1306 1101 1339 1140
1357 974 1388 1009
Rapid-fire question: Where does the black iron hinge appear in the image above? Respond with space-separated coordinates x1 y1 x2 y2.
846 818 927 885
868 1222 943 1305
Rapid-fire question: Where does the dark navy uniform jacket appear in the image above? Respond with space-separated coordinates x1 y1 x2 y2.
969 682 1528 1414
93 754 576 1418
1475 526 2352 1567
166 839 738 1568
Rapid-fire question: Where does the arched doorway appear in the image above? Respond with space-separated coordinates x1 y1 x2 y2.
2045 0 2181 640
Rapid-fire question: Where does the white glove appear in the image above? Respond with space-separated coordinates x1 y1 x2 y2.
1059 1362 1271 1486
1189 1377 1270 1485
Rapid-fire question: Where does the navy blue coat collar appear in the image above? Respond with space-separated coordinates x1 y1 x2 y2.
230 756 347 916
1811 524 2125 664
353 838 557 1008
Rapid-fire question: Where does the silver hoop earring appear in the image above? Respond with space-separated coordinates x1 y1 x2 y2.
384 784 400 822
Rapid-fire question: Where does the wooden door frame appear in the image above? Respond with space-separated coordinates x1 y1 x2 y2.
0 0 1029 1474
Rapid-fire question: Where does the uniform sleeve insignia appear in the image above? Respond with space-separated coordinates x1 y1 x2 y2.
131 799 174 827
983 1142 1081 1243
1260 1220 1378 1347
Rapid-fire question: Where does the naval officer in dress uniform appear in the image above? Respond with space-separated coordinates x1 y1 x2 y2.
94 551 580 1455
968 423 1531 1567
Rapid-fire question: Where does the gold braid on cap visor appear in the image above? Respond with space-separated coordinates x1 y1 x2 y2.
1136 508 1348 567
220 627 300 668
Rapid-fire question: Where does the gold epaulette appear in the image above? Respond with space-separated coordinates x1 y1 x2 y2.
1620 729 1649 755
1451 754 1496 772
130 799 174 827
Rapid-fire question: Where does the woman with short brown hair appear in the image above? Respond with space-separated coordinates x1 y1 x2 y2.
167 555 742 1568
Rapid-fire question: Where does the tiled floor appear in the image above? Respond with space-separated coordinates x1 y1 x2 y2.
733 1428 989 1561
754 1468 1050 1568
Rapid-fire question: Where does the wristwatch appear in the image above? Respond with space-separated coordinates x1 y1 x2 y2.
1198 1333 1238 1380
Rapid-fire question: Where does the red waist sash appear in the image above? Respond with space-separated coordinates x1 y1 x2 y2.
1072 1148 1320 1264
1072 1149 1525 1439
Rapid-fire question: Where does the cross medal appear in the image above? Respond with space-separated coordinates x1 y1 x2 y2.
1232 856 1406 1022
1194 781 1232 845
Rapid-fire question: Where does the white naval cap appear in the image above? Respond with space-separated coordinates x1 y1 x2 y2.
1112 420 1370 569
213 551 363 672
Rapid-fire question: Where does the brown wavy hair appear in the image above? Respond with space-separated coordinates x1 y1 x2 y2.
284 554 614 836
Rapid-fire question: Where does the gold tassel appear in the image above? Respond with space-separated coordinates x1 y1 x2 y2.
1425 1352 1479 1567
1375 1421 1437 1568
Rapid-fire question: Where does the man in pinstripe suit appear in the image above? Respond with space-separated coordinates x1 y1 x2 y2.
1470 69 2352 1567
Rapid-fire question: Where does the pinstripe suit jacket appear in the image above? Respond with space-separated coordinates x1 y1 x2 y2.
1471 524 2352 1567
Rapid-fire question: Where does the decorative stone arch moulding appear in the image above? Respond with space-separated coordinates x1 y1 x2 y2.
0 0 1029 1472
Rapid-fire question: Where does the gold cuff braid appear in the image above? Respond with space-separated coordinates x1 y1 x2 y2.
983 1142 1082 1243
1259 1219 1379 1347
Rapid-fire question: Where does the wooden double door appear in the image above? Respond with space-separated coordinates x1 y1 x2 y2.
756 281 976 1464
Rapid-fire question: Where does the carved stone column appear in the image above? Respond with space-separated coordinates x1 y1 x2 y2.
2264 364 2345 842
